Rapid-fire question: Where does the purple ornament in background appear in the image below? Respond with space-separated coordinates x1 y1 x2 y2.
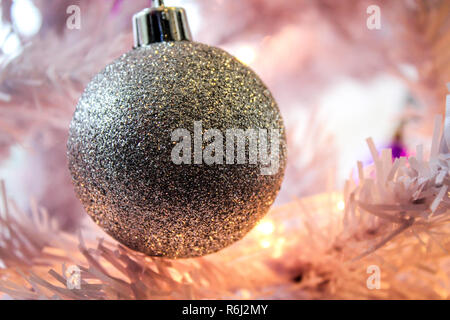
389 140 408 159
389 124 408 159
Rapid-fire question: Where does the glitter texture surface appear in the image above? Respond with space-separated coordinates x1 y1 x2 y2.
67 42 286 258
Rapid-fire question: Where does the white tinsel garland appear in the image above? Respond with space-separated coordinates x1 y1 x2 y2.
0 0 449 300
1 94 450 299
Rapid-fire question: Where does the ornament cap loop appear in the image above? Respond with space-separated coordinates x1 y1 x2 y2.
133 5 192 48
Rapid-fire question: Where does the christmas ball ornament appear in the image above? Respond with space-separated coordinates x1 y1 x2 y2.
67 1 287 258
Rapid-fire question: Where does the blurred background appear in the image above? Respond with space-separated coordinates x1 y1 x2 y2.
0 0 448 231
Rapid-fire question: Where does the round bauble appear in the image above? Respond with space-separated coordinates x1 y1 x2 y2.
67 41 286 258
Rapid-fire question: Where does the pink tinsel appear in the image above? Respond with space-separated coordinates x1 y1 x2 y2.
0 0 449 299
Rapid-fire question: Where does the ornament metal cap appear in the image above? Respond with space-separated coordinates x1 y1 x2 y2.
132 0 192 48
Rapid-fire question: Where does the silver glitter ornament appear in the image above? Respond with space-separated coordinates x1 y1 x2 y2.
67 1 287 258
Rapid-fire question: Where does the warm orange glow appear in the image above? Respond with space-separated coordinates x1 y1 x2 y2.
235 45 256 65
256 220 275 235
260 240 271 248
